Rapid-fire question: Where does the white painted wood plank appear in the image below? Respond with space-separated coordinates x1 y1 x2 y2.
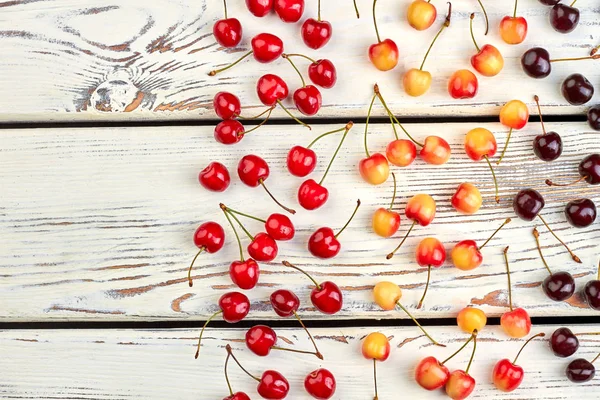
0 0 598 121
1 326 599 399
0 122 598 321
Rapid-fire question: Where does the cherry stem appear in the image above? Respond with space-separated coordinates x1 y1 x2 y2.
417 265 432 309
208 50 253 76
307 125 348 149
374 84 404 142
284 53 317 64
223 0 228 19
272 346 322 358
224 205 254 241
294 310 323 359
277 100 311 130
570 0 577 6
503 246 513 312
372 0 381 43
469 14 480 52
591 352 600 364
496 128 512 165
318 0 321 20
441 331 476 365
484 155 500 203
195 310 222 359
224 206 266 224
282 54 306 87
476 0 489 35
387 221 417 260
545 175 587 187
187 247 205 288
238 106 275 120
479 218 511 250
241 107 274 136
396 302 446 347
597 260 600 280
533 227 553 276
388 172 397 210
259 179 297 215
224 351 233 396
282 260 321 290
550 54 600 63
537 215 581 263
465 333 477 375
320 122 353 186
387 111 423 146
373 359 378 400
513 332 545 364
225 344 261 382
364 93 378 158
353 0 360 18
336 199 361 238
534 95 546 135
513 0 518 18
419 3 451 71
222 209 245 262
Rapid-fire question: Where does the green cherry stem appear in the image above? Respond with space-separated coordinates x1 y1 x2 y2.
537 215 581 263
386 221 417 260
513 0 518 18
374 84 423 146
335 199 361 239
223 205 254 240
195 310 223 359
277 100 311 130
388 172 397 210
469 14 480 52
224 351 234 396
396 302 446 347
225 344 261 382
441 331 477 365
464 332 478 374
353 0 360 18
364 92 378 158
419 2 451 71
484 155 500 203
373 358 378 400
223 206 266 224
221 205 246 261
513 332 545 364
496 128 512 165
222 0 228 19
282 260 321 290
237 106 275 120
503 246 513 312
570 0 578 7
208 50 253 76
373 84 398 140
317 0 321 20
187 247 205 287
372 0 381 43
282 54 306 87
533 227 553 276
319 122 353 186
417 265 432 309
476 0 489 35
240 107 274 136
307 125 349 149
293 311 323 359
284 53 317 64
479 218 511 250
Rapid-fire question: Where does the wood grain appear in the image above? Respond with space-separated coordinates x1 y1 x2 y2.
1 121 598 322
1 326 599 399
0 0 598 121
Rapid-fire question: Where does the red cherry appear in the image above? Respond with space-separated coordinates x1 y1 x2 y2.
199 162 230 192
214 92 241 120
223 393 250 400
245 325 277 356
415 356 450 390
274 0 304 23
270 289 299 317
308 59 337 88
302 18 332 49
215 120 244 145
308 199 361 258
304 368 336 399
266 213 295 241
492 333 545 392
252 33 284 63
248 232 278 262
298 179 329 210
257 74 289 106
283 261 343 315
415 237 446 308
230 258 260 290
287 145 317 177
257 370 290 399
246 0 274 17
293 85 322 116
188 222 225 286
213 18 242 48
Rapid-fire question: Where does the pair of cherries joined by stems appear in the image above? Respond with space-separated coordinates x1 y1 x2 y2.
549 328 600 383
309 199 362 259
246 0 303 23
282 260 343 314
450 218 511 271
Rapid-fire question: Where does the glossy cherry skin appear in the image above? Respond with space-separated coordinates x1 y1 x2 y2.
251 33 284 63
415 356 450 390
214 92 241 120
266 214 295 241
539 0 560 5
248 232 278 262
274 0 304 23
224 392 251 400
246 0 274 17
416 238 446 268
550 327 579 357
500 307 531 338
304 368 336 400
550 3 580 34
451 183 482 215
311 281 343 314
580 154 600 184
270 289 299 317
543 271 575 302
386 139 417 167
472 45 504 77
199 162 230 192
230 258 260 290
584 279 600 310
566 359 595 383
588 106 600 131
362 332 390 361
246 325 277 356
257 370 290 399
298 179 329 210
359 153 390 185
406 194 436 226
492 359 524 392
499 16 527 45
500 100 529 130
369 39 399 71
420 136 451 165
565 199 596 228
213 18 243 48
194 222 225 253
219 292 250 323
309 59 337 89
457 307 487 333
451 240 483 271
445 370 475 400
533 131 562 162
513 189 544 221
215 120 244 145
302 18 332 49
403 69 432 97
308 227 339 258
407 0 437 31
287 146 316 177
521 47 551 79
373 281 402 311
238 154 269 187
448 69 478 99
562 74 594 106
294 85 322 116
372 208 401 238
465 128 496 160
257 74 289 106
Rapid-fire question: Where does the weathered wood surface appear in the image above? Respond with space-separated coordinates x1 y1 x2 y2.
0 0 598 121
1 122 598 322
1 326 599 399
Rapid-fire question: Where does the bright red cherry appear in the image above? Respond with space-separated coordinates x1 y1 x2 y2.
499 0 527 45
420 136 451 165
221 204 295 242
301 1 332 50
387 194 436 259
492 333 545 392
372 173 401 238
213 0 242 48
274 0 304 23
308 58 337 88
215 120 245 145
257 74 289 106
362 332 390 400
270 289 299 317
248 232 278 262
465 127 500 203
305 368 336 400
246 0 274 17
283 261 343 314
308 199 361 258
448 69 478 99
209 33 283 76
451 218 511 271
293 85 322 116
188 221 225 287
500 247 531 338
369 0 399 71
415 237 446 308
199 162 230 192
287 145 316 177
214 91 241 120
451 183 482 215
246 325 320 358
469 14 504 77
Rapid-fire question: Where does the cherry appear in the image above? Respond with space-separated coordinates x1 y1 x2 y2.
451 218 511 271
403 3 452 97
301 0 333 49
221 205 295 241
372 172 401 238
499 0 527 45
550 327 579 357
566 355 599 383
420 135 451 165
547 154 600 187
457 307 487 334
588 105 600 130
283 55 322 116
308 199 361 258
199 162 230 192
214 0 242 48
245 325 321 359
415 237 446 309
464 127 500 203
284 54 337 89
215 120 245 145
387 194 436 259
298 123 353 210
445 332 478 400
451 183 482 215
550 2 580 34
501 247 532 338
214 91 241 120
469 13 504 77
274 0 304 23
283 260 343 314
533 227 576 301
208 33 283 76
492 332 545 392
562 73 594 105
188 221 225 287
238 154 296 214
566 199 596 228
195 292 250 358
248 232 278 262
256 73 311 129
407 0 437 31
369 0 399 71
246 0 274 17
360 91 389 185
584 261 600 310
532 95 562 162
223 348 251 400
521 48 599 79
373 281 445 346
448 69 479 99
304 369 336 400
497 99 529 165
362 332 390 400
539 0 560 5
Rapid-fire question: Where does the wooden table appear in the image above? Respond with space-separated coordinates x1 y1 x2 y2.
1 0 599 398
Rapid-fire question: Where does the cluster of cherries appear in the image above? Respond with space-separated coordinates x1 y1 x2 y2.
550 327 600 383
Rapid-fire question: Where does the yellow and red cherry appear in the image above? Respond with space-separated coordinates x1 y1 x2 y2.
448 69 478 99
420 135 451 165
457 306 486 334
492 333 545 392
497 99 529 164
404 3 451 97
451 183 482 215
362 332 390 400
500 247 531 338
387 194 436 259
360 91 390 185
499 0 528 45
373 173 401 238
451 218 511 271
445 332 478 400
407 0 437 31
469 13 504 77
415 237 446 309
465 127 500 203
369 0 399 71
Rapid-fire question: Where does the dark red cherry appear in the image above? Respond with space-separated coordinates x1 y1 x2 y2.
257 74 289 106
214 91 241 120
561 73 594 105
566 359 596 383
308 59 337 89
302 18 333 49
579 154 600 184
257 370 290 399
230 258 260 290
287 145 317 177
589 106 600 131
539 0 559 5
513 189 545 221
215 120 244 145
274 0 304 23
251 33 284 63
213 18 243 48
521 47 551 79
543 271 575 302
584 281 600 311
550 3 580 34
304 368 337 399
238 154 269 187
248 232 278 262
533 132 562 162
565 198 596 228
245 325 277 356
199 162 231 192
265 213 295 241
298 179 329 210
550 327 579 357
293 85 322 116
270 289 299 317
194 222 225 253
219 292 251 323
246 0 274 17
